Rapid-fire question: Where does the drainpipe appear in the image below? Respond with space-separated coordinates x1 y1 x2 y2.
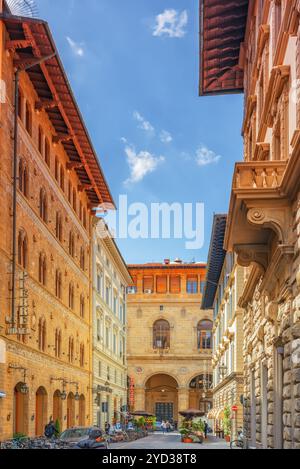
11 53 56 329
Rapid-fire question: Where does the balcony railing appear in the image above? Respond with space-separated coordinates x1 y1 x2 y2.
233 161 287 191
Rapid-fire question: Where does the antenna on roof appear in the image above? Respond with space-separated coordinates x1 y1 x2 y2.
5 0 39 18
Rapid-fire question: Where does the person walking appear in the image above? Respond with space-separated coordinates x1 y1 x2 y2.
204 422 208 439
161 421 167 434
44 420 56 439
105 422 111 435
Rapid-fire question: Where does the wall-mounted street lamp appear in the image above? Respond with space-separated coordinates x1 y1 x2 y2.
8 364 29 394
68 381 80 401
51 377 67 400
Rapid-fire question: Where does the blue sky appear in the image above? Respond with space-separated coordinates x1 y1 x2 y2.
37 0 244 264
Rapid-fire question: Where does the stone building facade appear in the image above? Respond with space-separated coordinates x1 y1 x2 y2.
0 3 114 440
200 0 300 449
202 215 245 440
92 221 131 430
127 261 213 424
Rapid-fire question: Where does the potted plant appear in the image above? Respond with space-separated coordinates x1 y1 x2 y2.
223 406 232 443
179 427 193 443
191 420 205 443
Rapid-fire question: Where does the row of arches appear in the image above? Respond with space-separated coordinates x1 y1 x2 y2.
14 384 86 437
142 374 213 422
152 319 213 350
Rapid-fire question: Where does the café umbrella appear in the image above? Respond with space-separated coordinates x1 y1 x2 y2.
179 408 204 419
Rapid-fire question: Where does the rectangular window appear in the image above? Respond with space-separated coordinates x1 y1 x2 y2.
113 334 116 354
113 295 117 315
106 327 109 348
170 276 181 294
156 276 167 294
99 361 101 377
143 276 154 293
187 277 198 294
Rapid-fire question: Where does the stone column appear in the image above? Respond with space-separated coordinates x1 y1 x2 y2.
134 385 146 411
178 387 189 423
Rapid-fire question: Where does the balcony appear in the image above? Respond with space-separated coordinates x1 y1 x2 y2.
225 160 293 272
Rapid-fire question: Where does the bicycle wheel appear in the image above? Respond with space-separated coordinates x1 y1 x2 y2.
230 440 242 449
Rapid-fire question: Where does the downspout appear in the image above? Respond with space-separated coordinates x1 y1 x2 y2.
11 53 56 329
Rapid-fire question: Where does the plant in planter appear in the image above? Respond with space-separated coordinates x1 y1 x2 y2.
223 406 232 443
191 420 205 443
179 427 193 443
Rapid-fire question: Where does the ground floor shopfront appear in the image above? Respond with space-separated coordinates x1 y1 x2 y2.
0 339 90 440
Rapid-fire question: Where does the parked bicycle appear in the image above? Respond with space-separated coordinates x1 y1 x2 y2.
230 430 246 449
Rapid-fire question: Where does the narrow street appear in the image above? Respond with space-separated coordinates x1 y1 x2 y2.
111 433 229 450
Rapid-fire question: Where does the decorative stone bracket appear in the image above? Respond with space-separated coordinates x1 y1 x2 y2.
247 207 292 246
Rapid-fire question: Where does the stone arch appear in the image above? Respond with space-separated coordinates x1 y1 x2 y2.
144 374 179 423
35 386 48 436
78 395 86 427
13 382 29 436
53 390 62 428
67 392 75 428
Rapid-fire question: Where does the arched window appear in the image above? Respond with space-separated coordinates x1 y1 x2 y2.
68 337 74 363
80 343 85 368
18 230 28 269
68 181 72 203
38 252 47 286
55 212 63 242
153 320 170 350
25 101 32 136
190 374 213 391
197 320 213 350
83 208 87 229
18 89 23 120
80 247 85 270
72 188 77 213
55 157 59 182
39 188 48 223
44 137 50 167
38 126 43 155
38 318 46 352
80 294 85 319
60 166 65 192
79 201 83 221
55 329 62 358
55 270 62 299
69 232 75 257
69 283 74 310
19 158 29 198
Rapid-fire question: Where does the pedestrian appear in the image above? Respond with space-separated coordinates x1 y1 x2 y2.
204 422 208 439
161 421 167 434
166 421 171 433
44 420 56 439
105 421 111 435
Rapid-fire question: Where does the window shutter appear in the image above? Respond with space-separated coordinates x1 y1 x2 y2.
170 276 181 293
143 276 154 292
156 276 167 293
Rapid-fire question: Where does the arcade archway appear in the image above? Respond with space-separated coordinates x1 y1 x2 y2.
189 374 213 415
145 374 178 423
53 390 62 427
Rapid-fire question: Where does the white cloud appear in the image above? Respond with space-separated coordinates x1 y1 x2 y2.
133 111 155 133
196 146 222 167
160 130 173 144
124 144 165 185
66 36 85 57
153 9 188 38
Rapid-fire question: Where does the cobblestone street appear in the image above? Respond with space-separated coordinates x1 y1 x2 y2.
111 433 230 450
